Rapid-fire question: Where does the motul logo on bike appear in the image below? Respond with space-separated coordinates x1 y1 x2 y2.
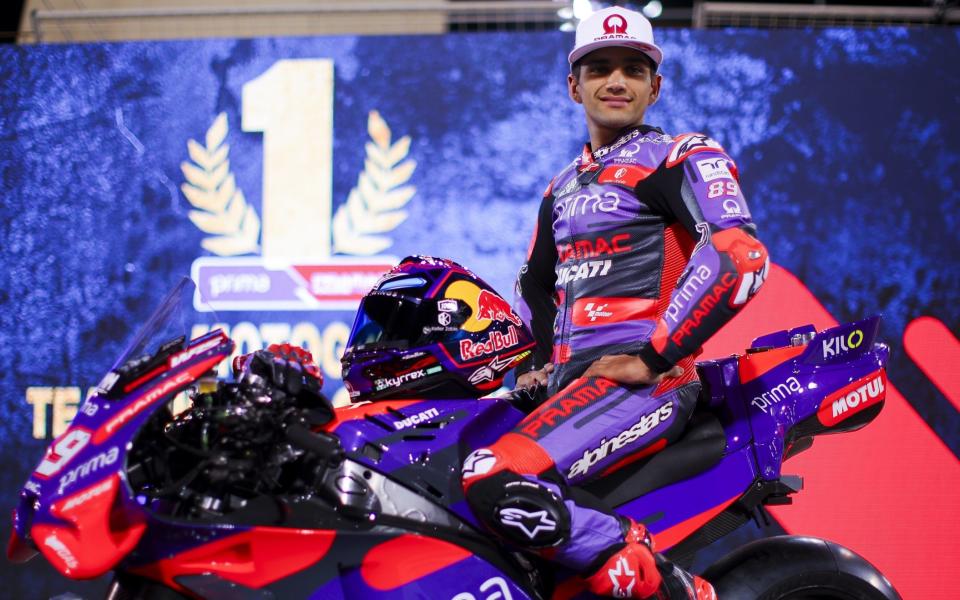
459 326 520 361
558 233 631 263
568 401 673 479
520 378 618 438
43 533 78 570
476 290 521 326
818 370 886 427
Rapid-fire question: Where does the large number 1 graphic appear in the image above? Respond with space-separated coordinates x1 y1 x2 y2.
242 60 335 261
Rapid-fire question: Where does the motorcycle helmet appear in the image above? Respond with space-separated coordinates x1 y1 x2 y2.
341 256 535 401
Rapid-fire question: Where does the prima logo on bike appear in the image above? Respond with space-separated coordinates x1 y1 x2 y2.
567 401 673 479
182 60 417 311
57 447 119 495
751 376 803 414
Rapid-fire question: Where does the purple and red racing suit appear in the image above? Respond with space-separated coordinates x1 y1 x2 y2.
461 125 768 585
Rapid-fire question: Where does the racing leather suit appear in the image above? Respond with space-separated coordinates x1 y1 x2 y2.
462 125 767 596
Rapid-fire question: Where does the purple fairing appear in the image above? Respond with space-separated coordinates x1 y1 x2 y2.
340 255 535 402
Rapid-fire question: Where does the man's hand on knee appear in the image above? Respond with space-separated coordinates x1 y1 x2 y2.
582 354 683 386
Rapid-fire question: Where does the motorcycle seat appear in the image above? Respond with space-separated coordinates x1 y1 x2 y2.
578 411 726 508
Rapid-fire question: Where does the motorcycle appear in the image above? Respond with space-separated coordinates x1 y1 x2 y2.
9 278 901 599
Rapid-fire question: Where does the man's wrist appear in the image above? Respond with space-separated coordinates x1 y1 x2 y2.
638 344 674 375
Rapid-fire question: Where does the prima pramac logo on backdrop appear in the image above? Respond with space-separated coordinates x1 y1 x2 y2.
183 59 416 311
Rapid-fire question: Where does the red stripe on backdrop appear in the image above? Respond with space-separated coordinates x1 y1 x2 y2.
903 316 960 411
700 264 960 600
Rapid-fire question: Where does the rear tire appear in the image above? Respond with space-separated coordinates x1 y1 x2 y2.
701 536 900 600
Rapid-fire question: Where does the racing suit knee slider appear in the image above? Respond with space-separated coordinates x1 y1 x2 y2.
463 471 572 549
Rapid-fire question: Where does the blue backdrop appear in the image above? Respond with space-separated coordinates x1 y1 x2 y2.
1 28 957 598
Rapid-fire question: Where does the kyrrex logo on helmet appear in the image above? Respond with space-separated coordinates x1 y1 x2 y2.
341 256 535 402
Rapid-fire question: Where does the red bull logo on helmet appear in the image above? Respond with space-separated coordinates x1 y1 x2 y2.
459 326 520 361
476 290 522 326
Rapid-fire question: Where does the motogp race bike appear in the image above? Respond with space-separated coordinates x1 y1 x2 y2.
9 279 901 599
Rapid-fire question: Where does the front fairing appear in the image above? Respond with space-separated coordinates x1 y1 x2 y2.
10 280 234 579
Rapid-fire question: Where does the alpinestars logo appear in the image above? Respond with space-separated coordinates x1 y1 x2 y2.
568 401 673 479
498 507 557 540
608 556 637 598
462 448 497 480
666 134 724 167
583 302 613 322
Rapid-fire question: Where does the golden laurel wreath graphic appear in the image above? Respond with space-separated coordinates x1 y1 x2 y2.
180 113 261 257
332 110 417 255
182 110 415 257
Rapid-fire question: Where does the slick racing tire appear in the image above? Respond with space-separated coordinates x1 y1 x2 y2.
701 536 901 600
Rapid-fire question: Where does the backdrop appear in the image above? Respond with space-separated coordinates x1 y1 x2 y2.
1 28 957 598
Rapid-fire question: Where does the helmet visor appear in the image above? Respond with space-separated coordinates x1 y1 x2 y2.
347 293 468 351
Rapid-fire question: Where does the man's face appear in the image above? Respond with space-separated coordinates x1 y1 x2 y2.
568 47 662 140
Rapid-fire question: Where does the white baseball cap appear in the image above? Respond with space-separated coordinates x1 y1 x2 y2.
568 6 663 68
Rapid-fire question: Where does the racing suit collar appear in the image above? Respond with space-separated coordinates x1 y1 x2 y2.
580 124 665 170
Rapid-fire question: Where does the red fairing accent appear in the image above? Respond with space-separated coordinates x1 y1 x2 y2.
360 534 472 590
653 495 739 551
130 527 336 594
817 369 886 427
737 345 806 384
597 164 655 188
571 297 657 327
31 474 145 579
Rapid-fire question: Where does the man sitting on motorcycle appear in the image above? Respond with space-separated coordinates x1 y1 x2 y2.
460 6 768 599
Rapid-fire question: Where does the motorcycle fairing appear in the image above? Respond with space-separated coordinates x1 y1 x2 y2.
10 330 234 578
128 526 337 593
742 318 888 481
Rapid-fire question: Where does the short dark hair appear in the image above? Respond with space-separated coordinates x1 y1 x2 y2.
571 51 658 80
